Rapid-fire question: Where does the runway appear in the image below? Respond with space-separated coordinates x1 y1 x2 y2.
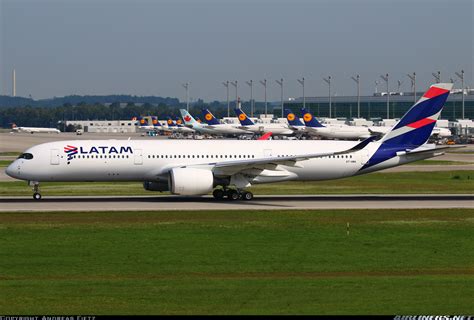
1 194 472 212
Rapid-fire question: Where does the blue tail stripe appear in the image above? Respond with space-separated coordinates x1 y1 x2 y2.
394 93 449 129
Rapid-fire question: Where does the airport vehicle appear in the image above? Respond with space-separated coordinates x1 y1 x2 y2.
180 109 217 135
11 123 60 134
6 83 456 201
76 129 83 135
200 108 251 135
234 107 294 136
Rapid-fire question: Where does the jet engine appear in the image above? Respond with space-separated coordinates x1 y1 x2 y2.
143 180 169 192
169 168 214 195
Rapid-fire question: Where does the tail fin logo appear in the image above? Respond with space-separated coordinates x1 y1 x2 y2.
167 119 173 125
131 117 137 121
184 115 191 122
176 119 183 125
64 145 78 164
303 113 312 122
205 113 213 121
287 113 295 121
238 114 247 121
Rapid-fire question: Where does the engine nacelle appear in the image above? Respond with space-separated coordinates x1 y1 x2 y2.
143 180 169 192
169 168 214 195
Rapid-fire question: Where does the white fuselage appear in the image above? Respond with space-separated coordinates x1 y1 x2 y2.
6 139 435 185
12 127 60 134
306 124 373 140
241 123 295 135
207 124 251 135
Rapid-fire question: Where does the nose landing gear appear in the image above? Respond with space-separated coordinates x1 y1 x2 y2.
29 181 42 200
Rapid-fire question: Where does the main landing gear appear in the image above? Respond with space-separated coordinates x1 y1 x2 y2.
212 188 253 201
30 181 42 200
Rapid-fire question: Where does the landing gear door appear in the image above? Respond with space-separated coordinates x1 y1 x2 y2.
134 149 143 165
50 149 60 165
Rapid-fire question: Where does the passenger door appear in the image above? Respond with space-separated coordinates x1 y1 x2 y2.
50 149 60 165
134 149 143 165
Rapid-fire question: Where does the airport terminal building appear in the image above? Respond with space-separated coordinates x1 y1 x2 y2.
284 91 474 121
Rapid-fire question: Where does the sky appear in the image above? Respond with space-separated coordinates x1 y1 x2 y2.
0 0 472 102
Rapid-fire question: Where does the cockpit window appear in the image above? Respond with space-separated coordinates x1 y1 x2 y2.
18 153 34 160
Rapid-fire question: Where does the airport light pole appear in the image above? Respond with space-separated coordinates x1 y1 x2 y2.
260 79 267 117
323 76 332 118
432 71 441 83
222 81 230 117
182 82 189 111
397 80 403 93
246 80 254 117
275 78 284 118
455 70 465 119
407 72 416 104
231 81 238 109
380 73 389 118
351 74 360 118
297 77 305 110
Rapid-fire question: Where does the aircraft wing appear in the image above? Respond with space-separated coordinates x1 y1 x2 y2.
184 136 376 177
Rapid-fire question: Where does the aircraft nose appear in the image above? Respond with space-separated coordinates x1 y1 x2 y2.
5 162 18 179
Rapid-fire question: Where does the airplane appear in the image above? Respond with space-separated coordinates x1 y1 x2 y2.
300 109 377 140
164 117 194 134
431 127 452 138
174 117 195 134
368 124 451 138
180 109 217 135
297 110 452 140
11 123 60 134
234 106 294 136
284 109 307 133
6 83 458 202
200 108 251 135
134 116 156 131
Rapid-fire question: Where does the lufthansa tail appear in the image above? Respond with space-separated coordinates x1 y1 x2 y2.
201 109 221 125
234 108 255 126
284 109 305 127
300 108 326 128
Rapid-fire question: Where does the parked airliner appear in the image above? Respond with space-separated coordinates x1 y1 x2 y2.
234 107 294 136
201 108 251 135
180 109 217 135
11 123 60 134
6 83 456 201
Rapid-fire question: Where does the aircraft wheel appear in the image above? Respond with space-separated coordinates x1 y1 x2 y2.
228 190 240 201
242 191 253 201
213 189 225 200
33 192 42 200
